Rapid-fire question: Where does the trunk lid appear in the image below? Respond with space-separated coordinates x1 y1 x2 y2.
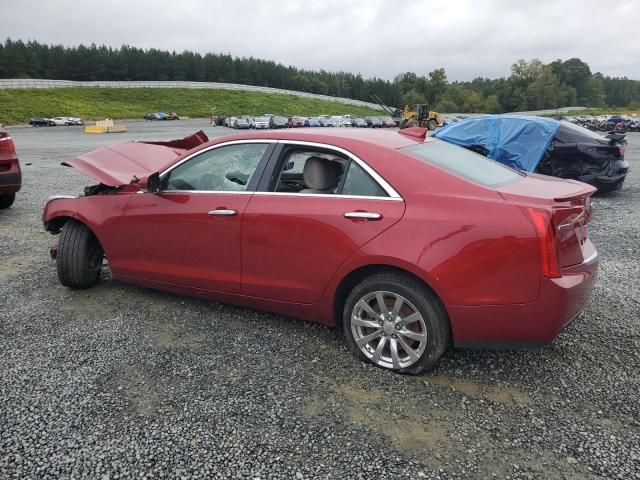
498 173 596 272
495 172 595 203
62 131 208 186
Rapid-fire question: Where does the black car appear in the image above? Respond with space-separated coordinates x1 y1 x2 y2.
433 115 629 192
365 116 382 128
539 121 629 191
269 116 288 129
29 117 55 127
350 118 368 128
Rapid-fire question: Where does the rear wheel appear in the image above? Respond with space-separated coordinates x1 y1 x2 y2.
56 219 104 289
343 273 449 374
0 194 15 209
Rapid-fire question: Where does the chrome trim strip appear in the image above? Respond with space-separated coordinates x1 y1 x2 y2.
252 192 402 201
159 190 254 195
159 138 404 201
156 190 402 201
583 250 598 265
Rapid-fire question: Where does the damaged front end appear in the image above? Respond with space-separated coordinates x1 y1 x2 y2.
44 130 210 234
61 130 209 187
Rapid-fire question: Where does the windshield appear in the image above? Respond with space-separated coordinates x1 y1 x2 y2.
401 141 523 187
255 117 268 122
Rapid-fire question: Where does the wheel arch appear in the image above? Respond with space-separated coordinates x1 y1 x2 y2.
45 214 75 234
332 263 450 334
45 215 104 251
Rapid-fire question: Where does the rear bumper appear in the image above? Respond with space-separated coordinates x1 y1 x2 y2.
0 170 22 195
579 159 629 191
449 250 598 347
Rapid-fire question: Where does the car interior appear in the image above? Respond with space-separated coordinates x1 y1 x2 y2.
275 150 348 194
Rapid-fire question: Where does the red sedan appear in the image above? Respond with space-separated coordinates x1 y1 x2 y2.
43 128 598 373
0 126 21 209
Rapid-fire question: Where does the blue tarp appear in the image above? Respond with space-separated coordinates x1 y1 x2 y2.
432 115 561 172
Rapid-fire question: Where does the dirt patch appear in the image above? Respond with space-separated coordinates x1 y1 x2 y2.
420 373 531 405
0 255 31 281
326 384 452 456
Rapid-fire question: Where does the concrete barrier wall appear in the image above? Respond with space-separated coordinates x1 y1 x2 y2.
0 79 384 111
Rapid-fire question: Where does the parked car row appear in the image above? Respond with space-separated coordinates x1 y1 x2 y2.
214 114 401 130
29 116 84 126
144 112 180 121
567 115 640 133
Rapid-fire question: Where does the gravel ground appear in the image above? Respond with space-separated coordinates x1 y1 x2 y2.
1 120 639 479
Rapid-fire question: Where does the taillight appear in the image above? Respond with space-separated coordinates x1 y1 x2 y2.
618 146 625 157
527 207 561 278
0 133 16 155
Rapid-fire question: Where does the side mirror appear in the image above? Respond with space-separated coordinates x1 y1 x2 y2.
140 172 161 193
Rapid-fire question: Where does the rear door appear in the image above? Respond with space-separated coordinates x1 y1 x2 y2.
241 142 405 303
109 141 274 293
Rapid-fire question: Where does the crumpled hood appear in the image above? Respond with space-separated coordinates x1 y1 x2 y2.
62 130 209 186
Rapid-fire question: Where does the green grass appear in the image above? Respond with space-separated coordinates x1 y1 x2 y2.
0 87 382 125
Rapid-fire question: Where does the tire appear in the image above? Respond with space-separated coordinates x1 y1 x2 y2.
0 194 15 209
407 119 419 128
427 119 437 130
56 219 104 289
343 272 449 374
399 119 408 129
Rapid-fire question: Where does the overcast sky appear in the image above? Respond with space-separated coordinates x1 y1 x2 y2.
3 0 640 81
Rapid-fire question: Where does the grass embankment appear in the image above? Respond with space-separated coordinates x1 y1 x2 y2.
0 87 382 125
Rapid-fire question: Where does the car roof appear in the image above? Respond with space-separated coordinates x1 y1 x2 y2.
211 128 432 150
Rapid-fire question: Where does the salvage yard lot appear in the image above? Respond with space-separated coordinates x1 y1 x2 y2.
1 120 639 479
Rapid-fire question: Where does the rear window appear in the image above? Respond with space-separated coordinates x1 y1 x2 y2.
401 141 523 187
556 121 607 142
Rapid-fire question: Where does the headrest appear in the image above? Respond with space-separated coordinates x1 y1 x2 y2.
303 156 338 191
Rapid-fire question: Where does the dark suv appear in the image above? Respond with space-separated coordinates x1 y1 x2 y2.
0 126 21 209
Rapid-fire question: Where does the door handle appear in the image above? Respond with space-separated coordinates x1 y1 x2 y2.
344 211 382 220
208 209 237 216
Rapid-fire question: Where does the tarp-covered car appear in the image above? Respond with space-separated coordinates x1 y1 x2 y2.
433 115 629 192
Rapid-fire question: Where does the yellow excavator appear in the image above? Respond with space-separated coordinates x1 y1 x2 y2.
368 95 443 130
398 104 443 130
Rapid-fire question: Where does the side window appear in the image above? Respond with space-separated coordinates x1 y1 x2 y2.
163 143 268 192
341 161 388 197
274 150 347 194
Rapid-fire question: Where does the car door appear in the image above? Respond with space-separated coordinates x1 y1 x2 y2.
241 142 406 303
108 140 274 294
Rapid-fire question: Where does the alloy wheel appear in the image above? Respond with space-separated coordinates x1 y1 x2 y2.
351 291 428 370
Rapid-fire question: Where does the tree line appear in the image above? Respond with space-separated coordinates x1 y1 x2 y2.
1 39 639 113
